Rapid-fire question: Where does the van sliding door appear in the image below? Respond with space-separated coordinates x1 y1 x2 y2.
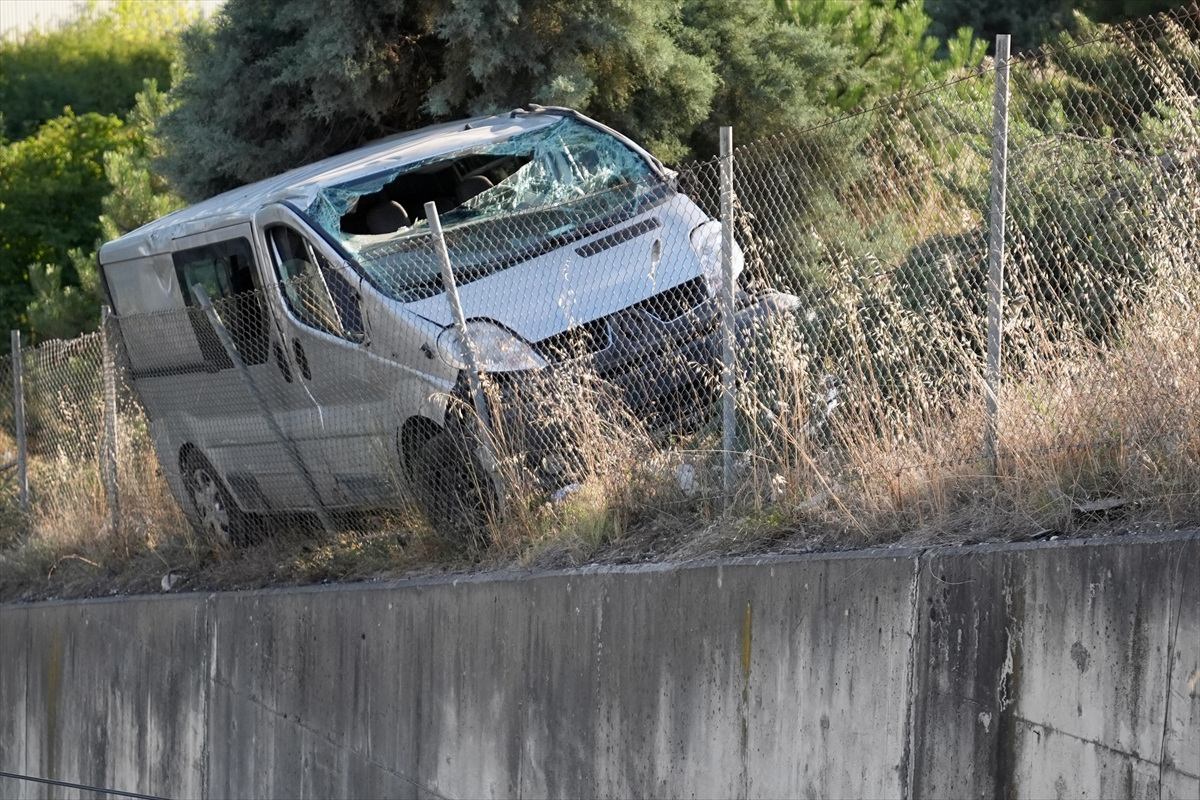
129 224 316 512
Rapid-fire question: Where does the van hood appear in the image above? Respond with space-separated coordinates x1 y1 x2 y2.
403 195 710 344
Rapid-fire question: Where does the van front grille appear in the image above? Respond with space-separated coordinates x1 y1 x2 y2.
627 276 708 322
535 277 710 364
536 317 612 362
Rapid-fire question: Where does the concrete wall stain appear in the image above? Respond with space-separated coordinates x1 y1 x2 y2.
740 600 752 800
1129 591 1148 741
44 628 61 796
741 601 753 687
993 562 1026 800
1070 641 1091 674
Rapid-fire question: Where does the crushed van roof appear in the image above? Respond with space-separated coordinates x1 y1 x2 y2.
99 111 569 264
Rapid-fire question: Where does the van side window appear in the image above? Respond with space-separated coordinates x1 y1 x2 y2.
267 226 364 343
172 237 270 366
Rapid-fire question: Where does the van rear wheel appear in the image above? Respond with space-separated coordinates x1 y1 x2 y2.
182 451 253 547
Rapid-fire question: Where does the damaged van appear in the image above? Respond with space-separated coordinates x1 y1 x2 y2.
99 107 796 541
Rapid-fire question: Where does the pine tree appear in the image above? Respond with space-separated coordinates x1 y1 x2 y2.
773 0 986 107
1080 1 1190 22
922 1 1190 55
924 0 1078 53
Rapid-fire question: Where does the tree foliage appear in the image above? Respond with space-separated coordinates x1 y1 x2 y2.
1079 1 1191 23
94 81 185 243
0 79 183 346
774 0 986 108
24 81 186 343
157 0 863 201
675 0 852 158
923 0 1190 54
0 112 129 339
0 0 195 142
0 0 192 346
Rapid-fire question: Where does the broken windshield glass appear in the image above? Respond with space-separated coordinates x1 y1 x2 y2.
304 117 671 303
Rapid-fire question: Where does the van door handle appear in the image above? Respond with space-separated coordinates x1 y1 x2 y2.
293 338 312 380
273 341 292 382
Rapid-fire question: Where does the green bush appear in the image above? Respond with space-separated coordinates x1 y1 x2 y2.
0 2 193 348
0 80 184 348
0 111 131 340
0 0 194 142
23 81 187 345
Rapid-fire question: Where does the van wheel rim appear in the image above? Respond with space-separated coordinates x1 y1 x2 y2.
191 468 230 540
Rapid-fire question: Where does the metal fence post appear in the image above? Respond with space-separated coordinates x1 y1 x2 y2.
191 286 336 537
10 330 28 514
720 126 737 500
426 201 492 432
100 307 120 536
984 34 1011 475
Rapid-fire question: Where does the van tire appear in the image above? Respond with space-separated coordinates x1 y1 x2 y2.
181 450 253 547
399 416 440 486
412 430 499 544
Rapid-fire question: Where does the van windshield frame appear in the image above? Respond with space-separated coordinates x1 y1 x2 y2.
304 118 672 303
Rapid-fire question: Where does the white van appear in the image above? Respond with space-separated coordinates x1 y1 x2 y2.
99 107 795 542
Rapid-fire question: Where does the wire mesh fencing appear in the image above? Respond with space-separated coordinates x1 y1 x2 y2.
4 6 1200 553
712 7 1200 534
0 320 182 549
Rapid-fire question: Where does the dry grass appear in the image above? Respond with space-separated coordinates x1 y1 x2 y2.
0 416 186 599
4 251 1199 602
731 236 1200 548
3 249 1197 601
0 423 454 601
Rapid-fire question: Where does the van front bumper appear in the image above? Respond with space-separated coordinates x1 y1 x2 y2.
449 289 800 488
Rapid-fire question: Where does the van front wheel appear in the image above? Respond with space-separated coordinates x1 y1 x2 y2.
412 431 499 544
182 451 252 547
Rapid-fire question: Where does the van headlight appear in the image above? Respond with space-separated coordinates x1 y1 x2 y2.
437 321 548 372
690 220 744 295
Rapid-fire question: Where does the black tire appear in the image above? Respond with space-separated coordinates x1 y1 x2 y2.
181 451 253 547
411 430 500 543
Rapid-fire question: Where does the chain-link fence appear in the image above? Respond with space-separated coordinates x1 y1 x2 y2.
0 320 183 549
717 8 1200 535
5 7 1200 552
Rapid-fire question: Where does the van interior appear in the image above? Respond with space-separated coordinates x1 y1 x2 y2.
339 153 532 236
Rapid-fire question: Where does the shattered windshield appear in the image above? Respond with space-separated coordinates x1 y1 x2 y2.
305 117 670 302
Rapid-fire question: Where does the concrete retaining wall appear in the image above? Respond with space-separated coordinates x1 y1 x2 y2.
1 533 1196 798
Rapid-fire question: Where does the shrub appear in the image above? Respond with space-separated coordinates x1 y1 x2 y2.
0 0 194 141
